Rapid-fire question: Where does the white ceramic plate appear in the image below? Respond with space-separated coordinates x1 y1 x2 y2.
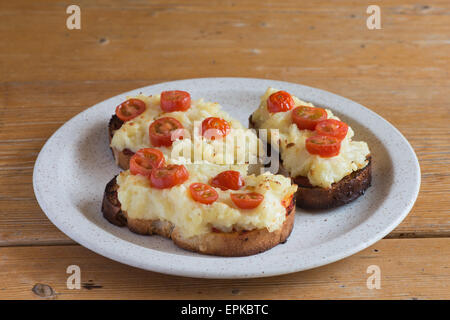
33 78 420 279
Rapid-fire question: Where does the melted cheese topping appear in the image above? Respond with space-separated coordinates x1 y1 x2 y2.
117 162 298 238
110 94 260 166
251 88 370 188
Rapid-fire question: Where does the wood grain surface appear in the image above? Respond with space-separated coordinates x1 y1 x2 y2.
0 0 449 299
1 238 448 300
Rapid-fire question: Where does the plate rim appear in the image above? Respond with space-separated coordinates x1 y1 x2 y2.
33 77 421 279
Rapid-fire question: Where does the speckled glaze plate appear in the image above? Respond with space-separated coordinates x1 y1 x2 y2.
33 78 420 279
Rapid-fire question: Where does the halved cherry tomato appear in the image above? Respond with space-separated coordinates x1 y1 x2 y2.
160 90 191 112
149 117 184 147
267 91 294 113
230 192 264 210
150 164 189 189
189 183 218 205
201 117 231 140
129 148 165 177
115 99 146 121
292 106 328 130
315 119 349 141
305 135 341 158
210 170 245 191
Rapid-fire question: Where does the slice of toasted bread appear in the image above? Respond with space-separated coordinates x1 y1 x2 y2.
101 176 296 257
292 158 371 209
249 115 372 209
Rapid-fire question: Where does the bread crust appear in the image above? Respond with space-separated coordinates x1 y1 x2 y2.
293 158 371 209
112 147 133 170
108 115 134 170
249 115 372 209
101 175 127 226
101 176 296 257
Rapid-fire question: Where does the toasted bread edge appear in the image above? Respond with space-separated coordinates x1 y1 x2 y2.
101 176 296 257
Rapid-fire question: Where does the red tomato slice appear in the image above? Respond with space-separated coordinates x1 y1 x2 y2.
210 170 245 191
305 135 341 158
149 117 184 147
115 99 146 121
315 119 349 141
150 164 189 189
160 90 191 112
129 148 165 177
292 106 328 130
189 183 219 205
230 192 264 210
267 91 294 113
201 117 231 140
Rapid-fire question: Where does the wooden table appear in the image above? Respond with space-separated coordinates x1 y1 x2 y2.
0 0 449 300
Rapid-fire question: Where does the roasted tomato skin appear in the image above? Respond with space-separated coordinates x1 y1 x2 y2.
282 194 295 216
230 192 264 210
150 164 189 189
115 99 146 121
210 170 245 191
292 106 328 130
267 91 294 113
129 148 165 177
201 117 231 140
160 90 191 112
315 119 349 141
149 117 184 147
305 135 341 158
189 183 219 205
